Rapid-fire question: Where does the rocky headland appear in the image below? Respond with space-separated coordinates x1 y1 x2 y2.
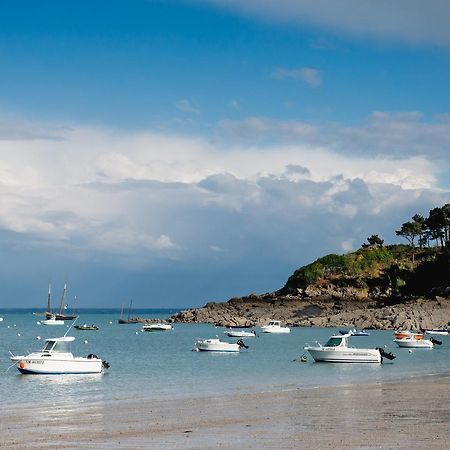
171 245 450 330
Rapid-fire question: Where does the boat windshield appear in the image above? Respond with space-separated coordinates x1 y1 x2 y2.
269 321 280 326
324 337 342 347
43 340 71 353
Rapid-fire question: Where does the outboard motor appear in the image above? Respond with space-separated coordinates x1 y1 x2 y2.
102 360 110 369
237 339 248 349
377 348 396 363
430 337 442 346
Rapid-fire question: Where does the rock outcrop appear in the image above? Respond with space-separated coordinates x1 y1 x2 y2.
171 294 450 330
170 245 450 330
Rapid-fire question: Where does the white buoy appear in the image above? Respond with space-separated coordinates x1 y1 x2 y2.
0 317 3 322
7 325 10 329
408 349 412 353
135 331 138 335
36 336 41 340
37 321 41 325
109 321 112 324
13 324 16 327
84 340 88 344
17 333 21 336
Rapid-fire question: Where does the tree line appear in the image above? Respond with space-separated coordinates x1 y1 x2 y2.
363 204 450 252
395 204 450 249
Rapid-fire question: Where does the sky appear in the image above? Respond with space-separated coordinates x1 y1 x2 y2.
0 0 449 308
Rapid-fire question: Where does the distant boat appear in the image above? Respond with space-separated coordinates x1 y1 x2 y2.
423 329 449 336
261 320 290 334
142 323 173 332
194 338 247 352
394 330 423 340
33 283 77 321
224 329 256 338
41 314 65 326
74 324 99 331
394 337 436 348
118 300 135 324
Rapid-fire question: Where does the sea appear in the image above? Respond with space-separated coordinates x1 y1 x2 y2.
1 308 449 407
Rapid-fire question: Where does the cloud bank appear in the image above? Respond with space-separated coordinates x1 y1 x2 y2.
0 114 448 304
206 0 450 47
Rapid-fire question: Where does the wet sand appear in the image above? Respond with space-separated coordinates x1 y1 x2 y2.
1 374 449 449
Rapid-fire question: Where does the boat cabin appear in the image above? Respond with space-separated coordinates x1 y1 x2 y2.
267 321 281 326
42 336 75 354
324 334 349 348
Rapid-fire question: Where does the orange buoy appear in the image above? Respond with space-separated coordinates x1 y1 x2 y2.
19 360 25 369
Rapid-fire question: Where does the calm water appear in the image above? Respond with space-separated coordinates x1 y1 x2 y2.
1 309 449 407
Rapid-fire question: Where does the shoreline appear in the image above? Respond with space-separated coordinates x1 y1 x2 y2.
1 373 449 449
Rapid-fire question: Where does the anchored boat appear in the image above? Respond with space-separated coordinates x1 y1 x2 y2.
304 333 395 363
74 324 99 331
10 336 109 374
142 323 173 332
394 337 441 348
41 314 65 326
224 329 256 338
261 320 290 334
194 338 247 352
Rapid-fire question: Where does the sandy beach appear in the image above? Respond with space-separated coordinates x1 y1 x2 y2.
1 374 449 449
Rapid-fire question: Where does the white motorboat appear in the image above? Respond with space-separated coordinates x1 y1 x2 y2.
423 329 449 336
10 336 110 374
142 323 173 332
261 320 290 334
194 338 246 352
41 314 65 326
304 333 395 363
394 330 423 340
224 329 256 338
349 329 370 336
394 337 436 348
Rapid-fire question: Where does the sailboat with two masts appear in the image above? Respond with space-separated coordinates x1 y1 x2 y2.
118 300 135 324
34 283 77 321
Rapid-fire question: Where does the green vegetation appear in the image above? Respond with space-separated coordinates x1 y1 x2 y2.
282 204 450 298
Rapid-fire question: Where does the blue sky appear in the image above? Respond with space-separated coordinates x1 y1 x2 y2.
0 1 449 308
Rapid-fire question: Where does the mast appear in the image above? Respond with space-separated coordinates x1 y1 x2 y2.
127 300 133 321
59 283 67 315
47 283 52 314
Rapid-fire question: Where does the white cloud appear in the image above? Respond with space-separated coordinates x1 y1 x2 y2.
204 0 450 47
176 99 200 114
272 67 322 87
0 116 447 273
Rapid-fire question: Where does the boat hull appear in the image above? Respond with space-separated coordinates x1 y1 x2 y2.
305 347 381 363
261 327 290 334
143 324 173 332
11 357 103 374
425 330 449 336
394 339 433 348
224 330 255 338
195 340 240 352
